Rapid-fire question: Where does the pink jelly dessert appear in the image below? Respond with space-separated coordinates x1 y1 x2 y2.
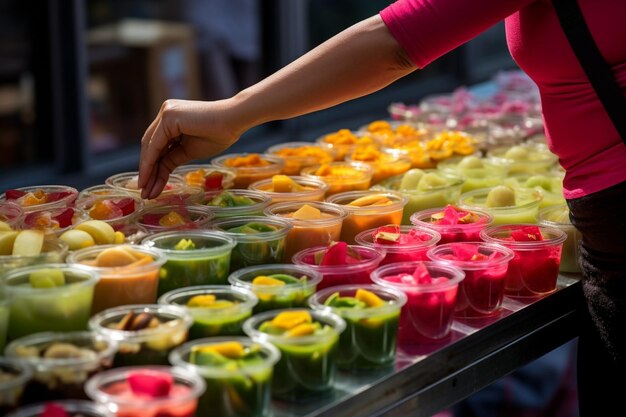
410 205 492 243
371 262 464 343
85 367 203 417
292 241 384 290
355 224 441 265
427 242 514 318
480 224 566 297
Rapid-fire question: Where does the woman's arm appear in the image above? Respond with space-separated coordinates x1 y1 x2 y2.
139 15 416 199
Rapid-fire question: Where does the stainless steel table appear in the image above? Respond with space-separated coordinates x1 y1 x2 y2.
272 274 583 417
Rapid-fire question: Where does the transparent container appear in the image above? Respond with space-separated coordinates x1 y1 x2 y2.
410 206 494 244
266 141 334 175
135 204 214 233
480 223 567 297
1 264 99 340
458 186 543 225
0 237 68 277
0 357 32 414
346 150 412 185
75 192 144 227
200 189 271 219
7 400 114 417
158 285 258 339
77 184 119 200
210 216 292 270
211 153 285 189
5 331 117 404
0 202 25 229
105 172 190 200
314 129 377 161
292 244 385 291
173 164 237 191
21 207 87 237
538 204 581 274
503 171 565 210
249 176 329 204
300 161 373 195
142 230 236 296
437 156 511 193
371 261 464 344
308 284 407 371
228 263 322 313
264 201 348 262
487 143 558 175
66 244 167 313
89 304 192 367
427 242 515 318
0 185 79 213
85 365 205 417
325 190 408 244
243 309 345 400
354 225 441 265
170 336 279 417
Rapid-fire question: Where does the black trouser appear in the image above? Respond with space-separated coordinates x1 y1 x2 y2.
567 180 626 416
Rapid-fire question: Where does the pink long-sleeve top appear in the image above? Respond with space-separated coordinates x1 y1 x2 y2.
381 0 626 199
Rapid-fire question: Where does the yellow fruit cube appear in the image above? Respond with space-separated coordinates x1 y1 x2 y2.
355 288 385 307
292 204 321 220
271 310 312 329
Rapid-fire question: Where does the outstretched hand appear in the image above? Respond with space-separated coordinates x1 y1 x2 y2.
138 99 242 199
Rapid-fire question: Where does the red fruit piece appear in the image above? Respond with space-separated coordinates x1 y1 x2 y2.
41 403 69 417
53 208 75 228
128 370 173 398
412 263 433 284
46 191 72 202
320 241 348 266
373 225 401 245
5 189 26 200
452 243 479 261
204 172 224 191
112 198 136 216
407 228 433 243
141 213 163 226
510 226 543 242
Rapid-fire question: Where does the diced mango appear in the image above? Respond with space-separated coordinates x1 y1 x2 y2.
187 294 216 307
285 323 316 338
196 341 245 359
355 288 385 308
292 204 321 220
252 276 286 287
158 211 186 227
270 310 312 329
272 175 304 193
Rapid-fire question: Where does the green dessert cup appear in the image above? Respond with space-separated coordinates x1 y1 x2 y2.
170 336 280 417
538 204 582 274
458 186 543 225
228 264 323 313
89 304 192 368
0 237 68 278
210 216 292 270
243 309 345 400
142 230 236 296
308 285 406 371
200 189 271 219
158 285 258 339
1 264 99 341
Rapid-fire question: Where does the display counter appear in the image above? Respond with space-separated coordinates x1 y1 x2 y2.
271 274 582 417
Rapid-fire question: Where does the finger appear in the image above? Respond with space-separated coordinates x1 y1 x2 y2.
139 119 179 191
138 117 161 188
144 144 191 199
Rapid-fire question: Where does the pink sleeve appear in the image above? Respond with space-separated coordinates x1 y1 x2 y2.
380 0 536 68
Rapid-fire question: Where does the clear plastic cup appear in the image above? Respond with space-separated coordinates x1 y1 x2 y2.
427 242 515 318
371 261 464 343
1 264 99 340
210 216 292 270
21 207 87 237
66 244 166 313
0 292 12 351
74 192 144 228
6 400 114 417
0 357 32 414
538 204 581 274
458 186 543 225
85 365 205 417
314 129 377 161
292 245 385 291
263 201 348 262
169 336 280 417
158 285 258 339
135 204 213 233
372 170 464 224
228 263 322 313
308 284 407 371
211 153 285 189
300 161 373 195
77 184 119 200
5 331 117 404
504 171 565 209
200 189 271 219
345 150 412 185
173 164 237 191
0 237 68 277
0 185 79 213
410 206 494 243
105 172 199 205
243 309 345 400
480 224 567 297
354 225 441 265
249 176 329 203
0 202 25 229
325 190 408 244
487 143 558 175
142 230 236 296
266 141 334 175
89 304 192 368
438 156 510 193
